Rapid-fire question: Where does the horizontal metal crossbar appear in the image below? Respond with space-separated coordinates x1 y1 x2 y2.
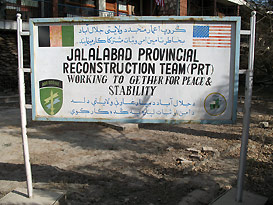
23 68 31 73
21 31 30 36
239 69 247 74
240 30 251 35
19 67 31 73
25 104 32 109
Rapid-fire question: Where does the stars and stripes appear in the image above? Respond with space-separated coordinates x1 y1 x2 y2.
155 0 165 7
192 25 231 48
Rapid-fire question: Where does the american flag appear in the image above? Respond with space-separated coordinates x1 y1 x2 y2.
192 25 231 48
155 0 164 7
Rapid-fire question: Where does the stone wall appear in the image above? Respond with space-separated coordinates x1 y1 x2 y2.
0 29 30 95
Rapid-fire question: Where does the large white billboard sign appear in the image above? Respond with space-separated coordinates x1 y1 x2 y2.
30 16 241 123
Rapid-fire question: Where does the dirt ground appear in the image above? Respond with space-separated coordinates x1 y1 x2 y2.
0 86 273 205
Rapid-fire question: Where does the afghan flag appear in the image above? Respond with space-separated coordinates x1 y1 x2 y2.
38 25 74 47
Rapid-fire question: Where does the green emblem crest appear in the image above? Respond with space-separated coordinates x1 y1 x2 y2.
39 79 63 115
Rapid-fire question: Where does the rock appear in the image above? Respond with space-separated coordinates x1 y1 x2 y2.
186 148 201 154
166 146 174 151
176 157 194 165
259 121 269 128
176 158 182 165
202 146 217 153
189 154 202 160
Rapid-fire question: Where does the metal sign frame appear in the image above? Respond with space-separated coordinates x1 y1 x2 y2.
29 16 241 124
16 12 256 202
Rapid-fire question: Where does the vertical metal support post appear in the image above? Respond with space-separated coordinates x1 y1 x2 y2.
17 13 33 198
236 11 256 202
